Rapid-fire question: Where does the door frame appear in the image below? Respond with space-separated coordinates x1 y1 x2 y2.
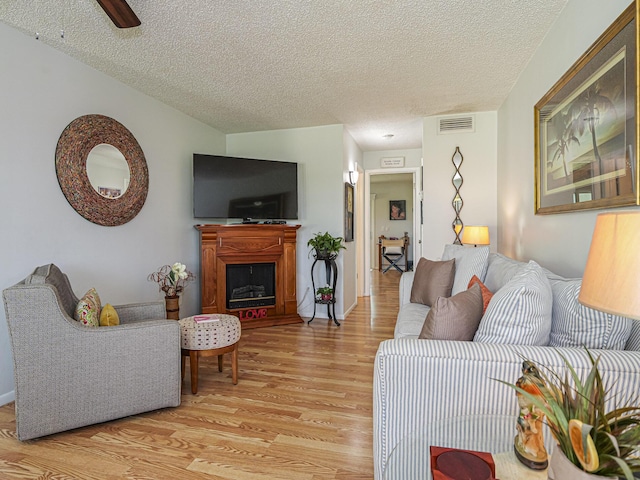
363 166 422 295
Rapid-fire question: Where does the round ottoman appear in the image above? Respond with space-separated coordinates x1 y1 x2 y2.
179 314 241 394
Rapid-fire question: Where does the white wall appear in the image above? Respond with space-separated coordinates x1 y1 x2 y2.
226 125 353 320
497 0 636 277
363 148 422 170
422 112 498 260
0 23 226 405
342 130 362 315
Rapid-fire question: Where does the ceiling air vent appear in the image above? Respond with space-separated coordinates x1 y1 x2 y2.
438 115 475 135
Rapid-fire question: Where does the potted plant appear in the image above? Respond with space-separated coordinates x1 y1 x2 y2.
307 231 346 259
316 285 334 302
501 351 640 479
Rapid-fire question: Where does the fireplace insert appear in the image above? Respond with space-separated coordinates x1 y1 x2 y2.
226 263 276 309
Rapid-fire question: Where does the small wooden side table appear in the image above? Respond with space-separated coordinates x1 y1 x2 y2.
179 314 241 394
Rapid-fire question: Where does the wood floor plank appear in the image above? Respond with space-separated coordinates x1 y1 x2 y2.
0 270 401 479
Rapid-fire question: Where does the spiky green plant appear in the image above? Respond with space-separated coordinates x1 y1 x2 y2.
499 351 640 479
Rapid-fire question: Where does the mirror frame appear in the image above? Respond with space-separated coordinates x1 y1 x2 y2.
55 114 148 226
451 146 464 244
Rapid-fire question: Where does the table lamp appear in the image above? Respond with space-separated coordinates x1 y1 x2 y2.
579 211 640 320
461 225 490 247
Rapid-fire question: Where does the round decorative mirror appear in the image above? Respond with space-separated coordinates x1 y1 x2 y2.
55 115 148 226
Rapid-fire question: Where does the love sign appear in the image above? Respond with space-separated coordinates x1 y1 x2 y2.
239 308 268 320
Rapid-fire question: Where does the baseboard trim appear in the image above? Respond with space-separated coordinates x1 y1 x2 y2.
0 390 15 407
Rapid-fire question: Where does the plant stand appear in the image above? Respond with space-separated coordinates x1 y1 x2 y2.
308 253 339 326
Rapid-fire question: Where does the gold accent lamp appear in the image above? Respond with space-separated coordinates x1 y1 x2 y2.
461 225 490 247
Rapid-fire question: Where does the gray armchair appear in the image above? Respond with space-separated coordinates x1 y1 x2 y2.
2 264 181 441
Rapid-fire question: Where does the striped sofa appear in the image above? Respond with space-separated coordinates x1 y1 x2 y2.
373 253 640 479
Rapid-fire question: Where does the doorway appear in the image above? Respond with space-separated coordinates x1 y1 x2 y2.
363 167 422 295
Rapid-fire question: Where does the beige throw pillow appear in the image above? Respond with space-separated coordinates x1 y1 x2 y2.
419 283 483 341
410 257 456 306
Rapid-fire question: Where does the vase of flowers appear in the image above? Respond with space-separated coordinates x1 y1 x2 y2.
148 262 195 320
501 351 640 480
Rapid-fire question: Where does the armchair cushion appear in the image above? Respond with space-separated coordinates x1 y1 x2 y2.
25 264 77 317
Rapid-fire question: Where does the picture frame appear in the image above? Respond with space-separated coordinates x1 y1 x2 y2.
344 183 354 242
534 4 639 215
389 200 406 220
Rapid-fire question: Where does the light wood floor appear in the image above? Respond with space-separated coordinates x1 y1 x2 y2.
0 270 401 479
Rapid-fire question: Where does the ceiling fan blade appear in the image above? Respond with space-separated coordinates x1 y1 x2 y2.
95 0 141 28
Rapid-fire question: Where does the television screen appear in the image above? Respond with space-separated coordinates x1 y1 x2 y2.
193 154 298 220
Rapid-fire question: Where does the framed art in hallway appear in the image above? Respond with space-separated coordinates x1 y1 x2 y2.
344 182 354 242
534 3 639 215
389 200 406 220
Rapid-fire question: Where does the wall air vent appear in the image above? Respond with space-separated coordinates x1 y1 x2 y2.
438 115 475 134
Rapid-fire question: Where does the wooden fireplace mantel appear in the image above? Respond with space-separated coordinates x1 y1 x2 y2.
195 224 303 329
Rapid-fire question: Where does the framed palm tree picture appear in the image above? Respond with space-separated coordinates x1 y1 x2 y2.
534 3 639 214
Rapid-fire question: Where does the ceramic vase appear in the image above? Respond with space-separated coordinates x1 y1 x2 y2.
165 295 180 320
548 446 606 480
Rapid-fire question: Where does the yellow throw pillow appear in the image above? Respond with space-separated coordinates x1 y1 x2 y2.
99 303 120 327
74 288 101 327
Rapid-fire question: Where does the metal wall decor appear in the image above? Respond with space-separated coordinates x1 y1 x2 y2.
451 146 464 244
55 114 149 226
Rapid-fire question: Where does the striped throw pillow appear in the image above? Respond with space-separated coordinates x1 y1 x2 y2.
474 261 552 345
442 244 490 295
547 277 632 350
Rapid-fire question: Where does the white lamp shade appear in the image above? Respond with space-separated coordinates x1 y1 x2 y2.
579 211 640 320
461 226 490 246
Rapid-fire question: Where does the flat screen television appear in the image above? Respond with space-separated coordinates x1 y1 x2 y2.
193 154 298 220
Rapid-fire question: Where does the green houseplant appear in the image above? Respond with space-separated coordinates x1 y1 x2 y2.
501 352 640 479
307 231 346 259
316 285 334 301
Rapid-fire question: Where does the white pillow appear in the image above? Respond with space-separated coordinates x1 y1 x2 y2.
547 276 632 350
442 244 490 295
474 261 552 345
384 246 403 255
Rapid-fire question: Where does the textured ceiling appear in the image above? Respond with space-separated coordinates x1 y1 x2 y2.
1 0 569 151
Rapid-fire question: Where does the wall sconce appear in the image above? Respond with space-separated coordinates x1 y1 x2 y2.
461 225 490 247
349 170 359 185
